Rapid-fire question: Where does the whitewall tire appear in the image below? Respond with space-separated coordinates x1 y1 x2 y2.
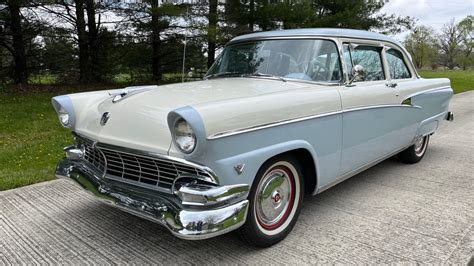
398 135 430 164
239 155 304 247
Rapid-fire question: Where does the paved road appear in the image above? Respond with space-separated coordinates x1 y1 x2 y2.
1 91 473 264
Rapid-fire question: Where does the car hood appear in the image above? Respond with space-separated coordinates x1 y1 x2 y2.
71 78 312 153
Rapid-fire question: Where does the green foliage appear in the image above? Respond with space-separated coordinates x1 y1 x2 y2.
457 16 473 70
404 16 474 71
419 70 474 93
222 0 414 34
0 92 72 191
0 0 418 86
404 26 438 69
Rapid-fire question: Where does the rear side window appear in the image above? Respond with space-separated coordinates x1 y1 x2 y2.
386 48 411 79
344 44 385 81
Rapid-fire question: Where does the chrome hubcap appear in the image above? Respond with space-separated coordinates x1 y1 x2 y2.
256 167 294 229
414 137 426 156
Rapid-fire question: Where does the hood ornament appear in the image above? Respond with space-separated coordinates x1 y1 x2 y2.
110 89 128 103
100 112 110 126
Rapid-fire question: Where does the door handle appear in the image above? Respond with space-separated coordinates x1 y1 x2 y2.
386 83 397 88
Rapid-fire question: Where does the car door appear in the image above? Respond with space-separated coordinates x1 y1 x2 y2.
383 46 424 148
338 42 402 175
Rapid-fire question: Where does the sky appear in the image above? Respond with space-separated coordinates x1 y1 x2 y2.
380 0 473 40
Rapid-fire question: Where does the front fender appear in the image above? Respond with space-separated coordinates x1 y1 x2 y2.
209 140 320 192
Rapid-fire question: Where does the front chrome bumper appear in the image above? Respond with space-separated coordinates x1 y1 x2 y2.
55 158 249 240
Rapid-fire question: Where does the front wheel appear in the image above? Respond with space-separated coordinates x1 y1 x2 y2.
398 135 430 164
238 155 304 247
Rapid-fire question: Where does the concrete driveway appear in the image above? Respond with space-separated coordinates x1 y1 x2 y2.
1 91 473 264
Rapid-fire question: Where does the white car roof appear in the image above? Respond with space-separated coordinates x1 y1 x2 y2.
229 28 402 46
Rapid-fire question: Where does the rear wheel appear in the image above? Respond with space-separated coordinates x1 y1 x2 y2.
239 155 304 247
398 135 430 164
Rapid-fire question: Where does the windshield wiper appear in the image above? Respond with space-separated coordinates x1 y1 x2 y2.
204 72 243 79
247 72 287 82
205 71 287 82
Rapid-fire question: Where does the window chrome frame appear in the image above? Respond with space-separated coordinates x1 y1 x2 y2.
341 41 388 83
383 43 418 81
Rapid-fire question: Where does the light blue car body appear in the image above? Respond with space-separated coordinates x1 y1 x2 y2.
54 28 454 240
170 29 453 195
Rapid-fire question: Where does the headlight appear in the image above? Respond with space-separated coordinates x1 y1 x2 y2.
51 95 75 129
58 107 70 126
173 118 196 154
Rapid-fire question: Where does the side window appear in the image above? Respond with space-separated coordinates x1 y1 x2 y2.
350 45 385 81
386 48 411 79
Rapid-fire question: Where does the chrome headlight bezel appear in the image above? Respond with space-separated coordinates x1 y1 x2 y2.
173 117 197 154
51 96 75 129
58 106 70 126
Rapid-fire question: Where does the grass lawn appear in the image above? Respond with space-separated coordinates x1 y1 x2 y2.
0 93 72 191
418 70 474 94
0 70 473 191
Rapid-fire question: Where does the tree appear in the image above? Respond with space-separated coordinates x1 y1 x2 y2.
457 15 473 70
404 26 437 69
0 0 28 84
222 0 414 35
37 0 111 83
39 28 76 82
116 1 186 83
207 0 217 68
438 19 463 69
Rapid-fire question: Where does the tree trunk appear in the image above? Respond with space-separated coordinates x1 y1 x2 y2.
249 0 255 32
8 0 27 84
75 0 90 83
151 0 162 83
207 0 218 69
86 0 100 82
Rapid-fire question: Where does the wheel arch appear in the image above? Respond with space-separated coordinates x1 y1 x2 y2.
246 141 319 195
211 140 319 195
273 148 318 195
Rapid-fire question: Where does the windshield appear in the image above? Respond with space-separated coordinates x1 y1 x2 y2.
206 39 342 83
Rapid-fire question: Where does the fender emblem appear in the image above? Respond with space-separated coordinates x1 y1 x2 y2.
100 112 110 126
234 163 245 175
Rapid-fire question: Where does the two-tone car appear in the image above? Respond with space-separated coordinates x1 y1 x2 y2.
53 28 454 247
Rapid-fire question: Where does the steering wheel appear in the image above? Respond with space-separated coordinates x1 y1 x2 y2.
308 60 329 81
293 60 329 81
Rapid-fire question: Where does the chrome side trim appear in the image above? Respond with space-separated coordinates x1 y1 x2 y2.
402 86 452 102
207 104 421 140
208 109 342 139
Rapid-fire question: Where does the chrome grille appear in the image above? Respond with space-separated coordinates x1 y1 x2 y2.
75 135 213 192
76 137 106 176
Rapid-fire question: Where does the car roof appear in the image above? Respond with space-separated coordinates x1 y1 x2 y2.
229 28 402 47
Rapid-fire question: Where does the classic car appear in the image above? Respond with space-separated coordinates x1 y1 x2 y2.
53 28 454 247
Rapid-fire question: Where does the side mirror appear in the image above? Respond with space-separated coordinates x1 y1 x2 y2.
347 64 365 85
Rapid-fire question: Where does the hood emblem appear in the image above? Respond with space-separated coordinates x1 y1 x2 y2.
100 112 110 126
